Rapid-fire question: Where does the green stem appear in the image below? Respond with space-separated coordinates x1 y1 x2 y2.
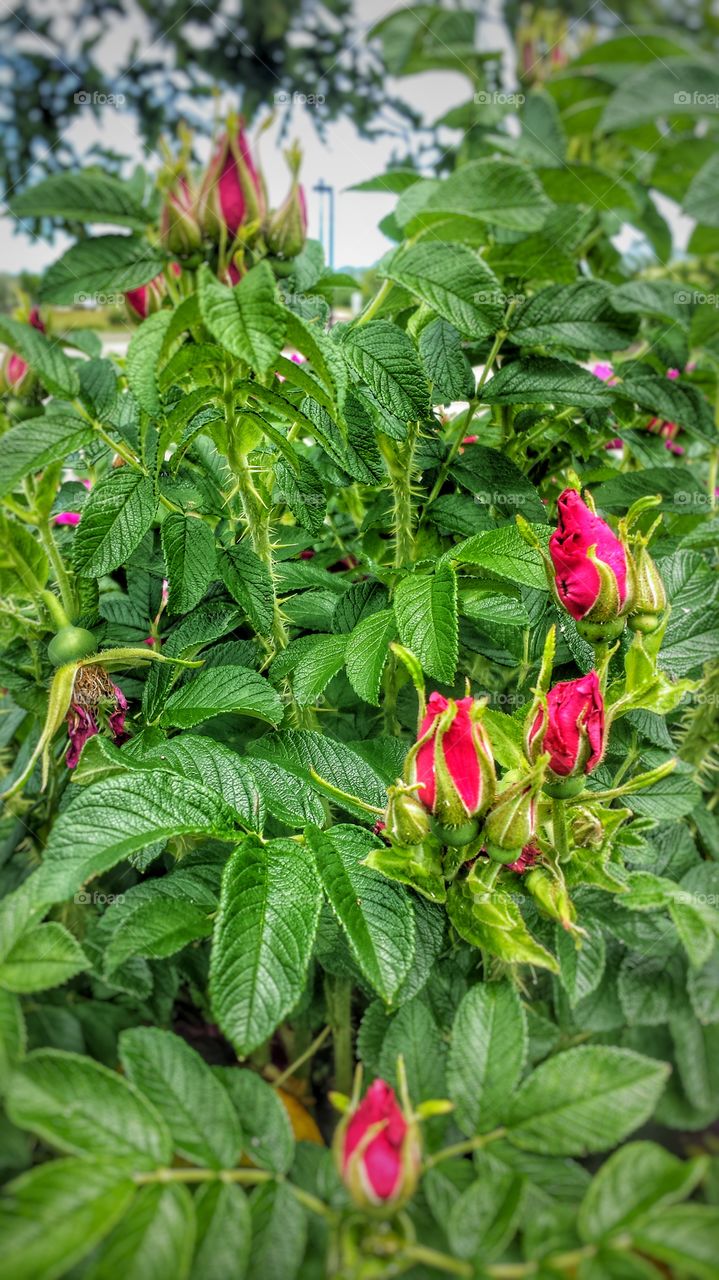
134 1167 272 1186
354 277 393 327
422 1126 506 1170
309 769 384 816
552 798 571 864
37 524 76 621
401 1245 473 1277
380 420 419 568
326 975 354 1095
272 1024 331 1089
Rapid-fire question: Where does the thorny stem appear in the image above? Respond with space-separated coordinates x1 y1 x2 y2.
381 419 419 568
326 974 354 1096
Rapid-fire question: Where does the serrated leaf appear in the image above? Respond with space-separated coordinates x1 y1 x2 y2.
41 236 166 305
506 1046 670 1156
419 318 475 400
343 320 429 420
216 1068 295 1173
394 565 457 682
448 984 527 1136
292 634 348 704
0 922 88 994
384 241 504 338
6 1048 171 1164
451 523 551 590
0 1158 136 1280
397 159 552 233
198 262 286 374
161 513 216 614
105 899 212 971
159 666 284 729
482 356 615 407
308 824 416 1003
210 836 322 1056
83 1182 196 1280
556 924 606 1007
11 172 149 228
124 734 263 831
0 317 79 397
578 1141 703 1243
35 772 240 904
217 543 274 635
73 468 156 577
275 456 327 535
345 608 398 705
191 1182 251 1280
247 729 388 817
0 989 25 1091
126 309 174 416
120 1027 242 1169
447 1167 524 1262
447 877 558 972
510 281 638 352
248 1182 307 1280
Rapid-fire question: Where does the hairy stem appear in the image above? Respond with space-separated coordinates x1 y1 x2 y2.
326 975 354 1095
552 798 571 863
37 523 76 622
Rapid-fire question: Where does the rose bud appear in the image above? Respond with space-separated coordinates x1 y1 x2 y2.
383 784 431 847
527 671 605 797
409 693 495 845
549 488 634 640
334 1079 420 1212
125 275 166 321
199 120 264 241
266 142 308 259
628 542 666 634
1 306 45 392
525 867 575 931
160 172 202 255
484 757 546 862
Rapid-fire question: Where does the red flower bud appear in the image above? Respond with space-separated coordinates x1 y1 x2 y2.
2 307 45 390
527 671 605 780
549 489 633 625
199 123 264 241
411 693 495 828
125 275 166 321
336 1079 420 1209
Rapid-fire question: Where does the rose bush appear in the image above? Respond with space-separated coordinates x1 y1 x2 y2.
1 16 719 1280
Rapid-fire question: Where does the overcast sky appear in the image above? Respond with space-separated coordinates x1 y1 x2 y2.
0 0 516 273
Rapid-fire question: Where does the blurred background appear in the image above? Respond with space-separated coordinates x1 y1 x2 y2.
1 0 717 326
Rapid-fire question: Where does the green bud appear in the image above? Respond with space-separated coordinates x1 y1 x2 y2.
384 785 431 847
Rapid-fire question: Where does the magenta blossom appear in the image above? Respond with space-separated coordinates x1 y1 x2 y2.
338 1079 420 1209
549 489 632 624
528 671 605 779
65 683 128 767
54 512 81 527
413 692 495 826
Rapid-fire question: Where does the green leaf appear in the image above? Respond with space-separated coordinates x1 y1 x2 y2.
450 524 551 590
418 318 475 400
482 356 615 407
217 543 275 635
209 836 322 1056
274 456 327 536
447 877 558 972
394 565 457 682
448 984 527 1136
506 1046 670 1156
120 1027 242 1169
248 1182 307 1280
578 1141 704 1242
510 281 638 352
343 320 430 420
247 729 388 818
0 317 79 398
379 998 446 1106
73 468 157 578
0 511 49 596
556 924 606 1007
684 152 719 226
6 1048 171 1164
191 1183 251 1280
384 241 504 338
198 262 286 375
0 1158 136 1280
601 61 719 131
35 772 239 904
345 608 398 706
105 899 212 971
363 840 446 904
84 1183 196 1280
397 159 552 233
124 734 263 831
161 514 216 615
450 446 547 525
0 922 88 993
0 989 25 1092
159 666 284 730
126 310 174 416
630 1205 719 1280
308 824 416 1003
11 172 149 227
292 634 348 705
41 236 166 305
215 1068 295 1173
447 1167 524 1262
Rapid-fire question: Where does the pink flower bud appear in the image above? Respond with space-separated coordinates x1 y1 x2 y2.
528 671 605 779
125 275 166 321
549 488 633 625
199 123 264 240
54 512 81 527
2 307 45 390
411 693 495 829
336 1080 420 1210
